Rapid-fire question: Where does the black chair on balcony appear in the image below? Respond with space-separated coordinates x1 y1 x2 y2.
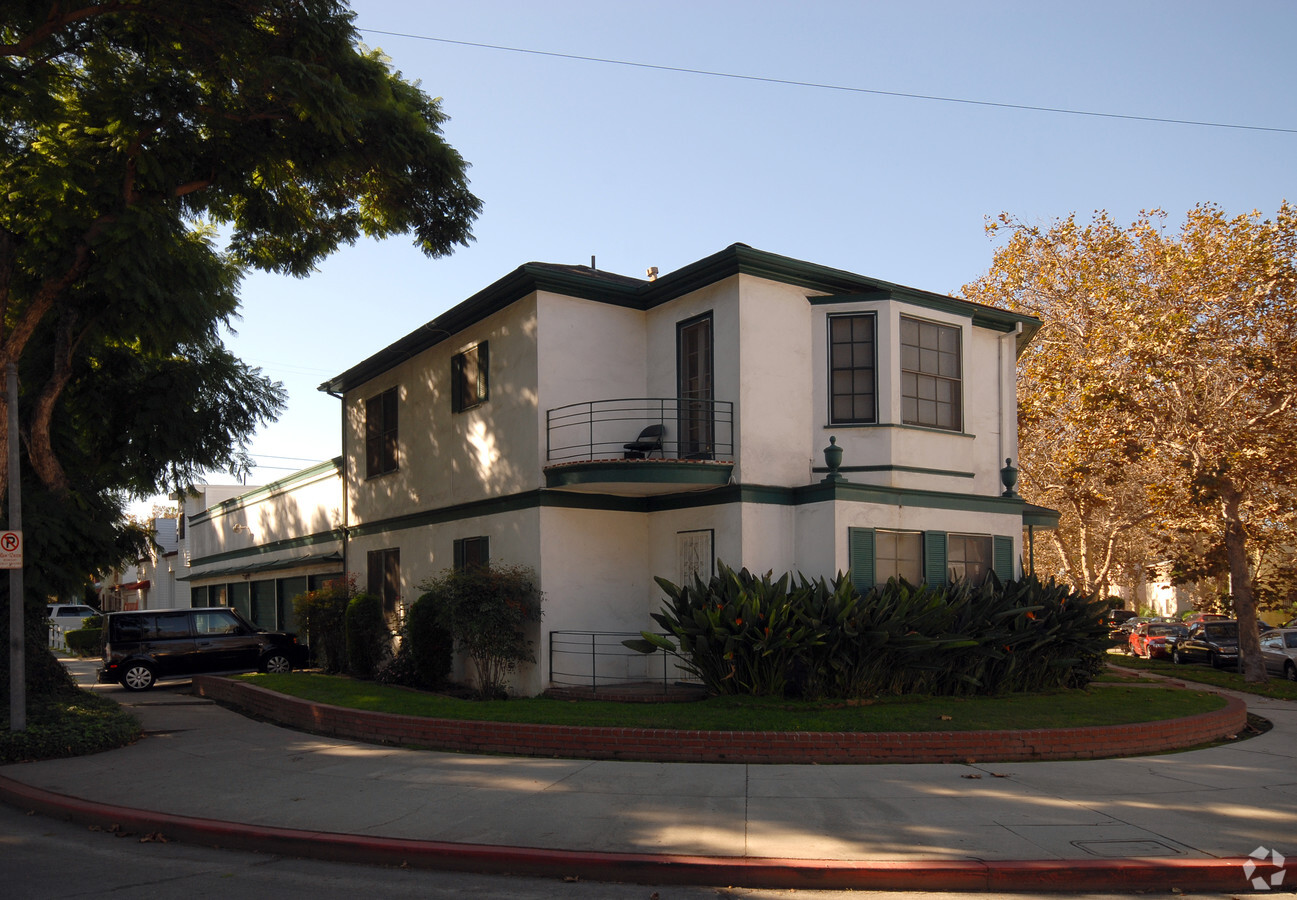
623 424 665 459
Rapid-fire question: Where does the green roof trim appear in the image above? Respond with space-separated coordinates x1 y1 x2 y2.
190 458 342 524
320 244 1043 394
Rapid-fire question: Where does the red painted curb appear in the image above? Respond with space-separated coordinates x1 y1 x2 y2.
0 775 1283 892
192 676 1250 765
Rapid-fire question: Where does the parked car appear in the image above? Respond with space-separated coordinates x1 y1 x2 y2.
1129 622 1188 659
1171 620 1239 668
98 607 307 691
46 603 100 631
1182 612 1230 626
1258 628 1297 682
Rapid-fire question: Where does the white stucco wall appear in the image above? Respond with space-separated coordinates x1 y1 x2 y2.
535 293 648 463
346 296 542 527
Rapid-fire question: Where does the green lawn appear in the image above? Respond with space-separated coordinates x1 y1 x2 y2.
1109 653 1297 700
238 671 1225 733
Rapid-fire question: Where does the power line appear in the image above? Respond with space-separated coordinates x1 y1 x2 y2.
361 29 1297 136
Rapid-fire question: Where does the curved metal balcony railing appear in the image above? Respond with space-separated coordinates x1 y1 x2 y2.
545 397 734 464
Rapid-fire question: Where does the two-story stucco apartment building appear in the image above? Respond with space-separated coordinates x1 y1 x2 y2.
286 243 1053 695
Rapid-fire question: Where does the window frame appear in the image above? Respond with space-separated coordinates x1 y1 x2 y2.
828 312 878 425
366 548 401 619
365 387 399 478
451 341 490 413
900 315 962 432
874 529 923 585
947 533 993 586
453 536 490 572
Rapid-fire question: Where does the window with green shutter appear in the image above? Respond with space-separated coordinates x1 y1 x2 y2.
924 531 948 587
848 527 875 593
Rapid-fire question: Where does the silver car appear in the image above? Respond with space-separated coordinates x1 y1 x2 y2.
1258 628 1297 682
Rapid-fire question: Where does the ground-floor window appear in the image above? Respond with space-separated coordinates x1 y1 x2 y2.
849 528 1015 592
677 529 714 585
368 548 401 618
947 534 994 585
875 530 923 584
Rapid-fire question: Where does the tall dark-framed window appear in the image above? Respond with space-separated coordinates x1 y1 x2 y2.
451 341 489 413
901 316 962 431
365 387 398 477
366 548 400 618
828 313 877 424
453 536 489 572
677 313 714 459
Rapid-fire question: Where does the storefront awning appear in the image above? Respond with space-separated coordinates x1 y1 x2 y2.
113 580 151 591
178 550 343 581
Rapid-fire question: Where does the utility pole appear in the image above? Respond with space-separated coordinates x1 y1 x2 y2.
8 361 24 732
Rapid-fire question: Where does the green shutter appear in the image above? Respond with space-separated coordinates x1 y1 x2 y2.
450 352 464 412
993 535 1015 582
924 531 948 587
477 340 489 403
848 527 875 594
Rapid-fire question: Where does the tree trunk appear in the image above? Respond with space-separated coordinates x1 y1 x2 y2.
1222 487 1267 683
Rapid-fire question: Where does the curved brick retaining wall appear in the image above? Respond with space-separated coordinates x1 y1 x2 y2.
193 676 1248 764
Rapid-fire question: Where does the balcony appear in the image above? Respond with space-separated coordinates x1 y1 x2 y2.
544 398 734 496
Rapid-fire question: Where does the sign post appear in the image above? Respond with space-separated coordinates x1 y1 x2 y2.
8 361 23 732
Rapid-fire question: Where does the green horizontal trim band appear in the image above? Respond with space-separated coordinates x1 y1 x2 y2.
544 461 733 489
350 482 1051 540
812 465 975 479
188 530 343 567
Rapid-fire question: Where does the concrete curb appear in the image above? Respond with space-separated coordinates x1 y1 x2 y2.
0 774 1281 892
192 675 1250 764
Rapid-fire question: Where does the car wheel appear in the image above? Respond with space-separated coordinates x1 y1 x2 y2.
262 653 292 675
1172 648 1183 665
1285 662 1297 683
121 663 155 691
1209 651 1221 668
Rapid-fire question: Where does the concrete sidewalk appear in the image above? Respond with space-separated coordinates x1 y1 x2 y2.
2 658 1294 892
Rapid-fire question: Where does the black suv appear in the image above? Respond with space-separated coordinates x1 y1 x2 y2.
98 607 306 691
1170 620 1239 668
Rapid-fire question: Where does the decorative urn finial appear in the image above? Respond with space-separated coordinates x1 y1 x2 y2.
822 436 846 484
1000 457 1019 497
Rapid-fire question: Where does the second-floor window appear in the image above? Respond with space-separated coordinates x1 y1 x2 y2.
901 316 961 431
365 387 398 477
829 313 876 424
452 341 489 413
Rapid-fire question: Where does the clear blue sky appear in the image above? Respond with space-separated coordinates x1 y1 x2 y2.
147 0 1297 508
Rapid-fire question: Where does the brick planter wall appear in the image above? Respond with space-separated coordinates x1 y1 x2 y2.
192 676 1248 765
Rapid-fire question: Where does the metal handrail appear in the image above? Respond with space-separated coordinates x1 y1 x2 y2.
545 397 734 463
548 630 701 691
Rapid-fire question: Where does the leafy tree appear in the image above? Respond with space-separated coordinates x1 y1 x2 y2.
966 204 1297 682
1 1 481 692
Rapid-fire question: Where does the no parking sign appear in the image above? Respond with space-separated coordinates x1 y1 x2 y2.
0 530 22 568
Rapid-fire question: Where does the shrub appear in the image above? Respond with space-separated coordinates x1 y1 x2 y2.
345 592 390 679
64 626 104 657
291 577 353 673
405 592 455 688
418 563 542 699
630 562 1107 699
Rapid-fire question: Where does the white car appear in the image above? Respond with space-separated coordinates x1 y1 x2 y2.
1258 628 1297 682
47 603 100 632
